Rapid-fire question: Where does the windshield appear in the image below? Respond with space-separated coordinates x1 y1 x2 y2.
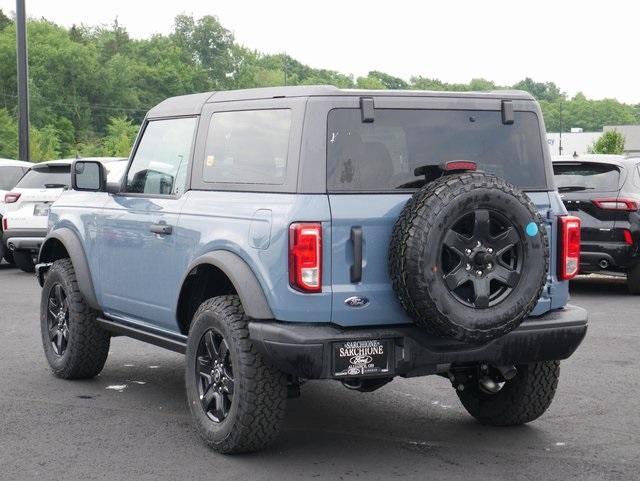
553 162 620 192
0 166 28 190
327 109 547 191
15 165 70 189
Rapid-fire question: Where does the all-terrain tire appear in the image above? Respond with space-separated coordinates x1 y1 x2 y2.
185 295 287 454
457 361 560 426
40 258 111 379
389 172 549 344
627 261 640 295
13 250 35 273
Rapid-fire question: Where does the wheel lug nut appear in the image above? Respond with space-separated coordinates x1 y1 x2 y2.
476 270 482 276
487 248 493 254
465 249 472 255
465 264 471 271
487 263 492 269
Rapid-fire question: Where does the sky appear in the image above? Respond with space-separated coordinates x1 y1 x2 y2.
1 0 638 104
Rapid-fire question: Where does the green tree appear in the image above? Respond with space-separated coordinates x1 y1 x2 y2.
31 125 61 161
101 117 138 157
356 75 386 89
512 78 563 102
0 108 17 158
368 71 407 90
0 9 11 31
590 130 625 154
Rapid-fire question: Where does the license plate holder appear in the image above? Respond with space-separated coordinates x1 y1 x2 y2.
332 339 392 378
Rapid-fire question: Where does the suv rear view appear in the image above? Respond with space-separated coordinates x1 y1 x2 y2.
37 86 588 454
553 154 640 292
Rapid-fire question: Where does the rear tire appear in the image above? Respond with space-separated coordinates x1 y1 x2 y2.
627 261 640 295
185 295 287 454
3 249 15 265
13 250 35 273
40 259 111 379
457 361 560 426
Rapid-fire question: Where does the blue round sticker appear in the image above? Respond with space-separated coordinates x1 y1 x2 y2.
525 222 539 237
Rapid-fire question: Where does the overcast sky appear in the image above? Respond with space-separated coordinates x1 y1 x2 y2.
1 0 638 104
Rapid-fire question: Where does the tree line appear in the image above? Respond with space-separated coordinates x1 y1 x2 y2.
0 11 638 161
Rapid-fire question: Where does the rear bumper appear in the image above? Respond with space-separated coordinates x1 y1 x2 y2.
580 241 635 272
249 304 588 379
2 228 47 251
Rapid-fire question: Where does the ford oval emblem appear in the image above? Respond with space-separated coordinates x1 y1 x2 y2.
344 296 370 308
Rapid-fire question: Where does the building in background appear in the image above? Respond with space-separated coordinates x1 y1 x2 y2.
604 125 640 155
546 129 601 156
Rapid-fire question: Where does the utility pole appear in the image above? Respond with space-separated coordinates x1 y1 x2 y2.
16 0 30 161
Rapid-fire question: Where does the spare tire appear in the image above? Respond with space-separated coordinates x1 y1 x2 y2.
389 172 548 344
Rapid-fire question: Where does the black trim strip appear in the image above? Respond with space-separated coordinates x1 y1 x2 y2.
97 317 187 354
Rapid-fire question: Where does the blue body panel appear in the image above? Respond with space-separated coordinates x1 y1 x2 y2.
328 191 569 326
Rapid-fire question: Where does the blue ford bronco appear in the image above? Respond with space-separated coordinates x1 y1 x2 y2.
36 86 588 453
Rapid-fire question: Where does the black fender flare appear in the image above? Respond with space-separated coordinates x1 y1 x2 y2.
38 228 100 309
179 250 274 320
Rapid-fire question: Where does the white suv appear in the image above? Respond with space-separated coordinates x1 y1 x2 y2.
0 159 32 264
3 157 126 272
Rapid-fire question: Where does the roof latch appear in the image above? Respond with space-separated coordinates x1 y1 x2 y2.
360 97 375 123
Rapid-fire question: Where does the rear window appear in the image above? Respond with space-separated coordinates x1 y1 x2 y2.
15 165 70 189
203 109 291 185
553 162 620 192
0 166 28 190
327 109 547 191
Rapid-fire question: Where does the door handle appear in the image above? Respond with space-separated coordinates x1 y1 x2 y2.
150 223 173 235
350 226 363 283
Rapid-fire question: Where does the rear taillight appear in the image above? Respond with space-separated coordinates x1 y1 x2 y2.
289 222 322 293
558 216 581 281
593 198 638 211
4 192 20 204
2 217 7 231
623 229 633 246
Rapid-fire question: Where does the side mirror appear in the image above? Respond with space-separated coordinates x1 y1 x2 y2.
71 160 106 192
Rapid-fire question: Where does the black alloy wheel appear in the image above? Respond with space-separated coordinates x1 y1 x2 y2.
196 329 235 423
441 209 523 309
47 283 70 356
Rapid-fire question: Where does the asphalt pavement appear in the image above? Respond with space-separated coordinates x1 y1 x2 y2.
1 263 638 481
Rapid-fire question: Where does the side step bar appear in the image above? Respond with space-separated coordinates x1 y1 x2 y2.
96 317 187 354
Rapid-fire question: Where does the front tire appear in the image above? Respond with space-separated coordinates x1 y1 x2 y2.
13 250 35 273
40 259 111 379
457 361 560 426
185 295 287 454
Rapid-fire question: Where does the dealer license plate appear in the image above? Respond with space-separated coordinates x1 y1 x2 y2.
333 339 391 377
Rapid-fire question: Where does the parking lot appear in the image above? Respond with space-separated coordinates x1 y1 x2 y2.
0 263 638 481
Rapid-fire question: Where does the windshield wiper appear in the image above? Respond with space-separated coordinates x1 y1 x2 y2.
557 186 594 192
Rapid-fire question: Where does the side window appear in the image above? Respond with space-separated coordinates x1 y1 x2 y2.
634 164 640 190
203 109 291 185
125 117 197 195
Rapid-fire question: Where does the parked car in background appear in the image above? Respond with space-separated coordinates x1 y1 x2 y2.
2 157 127 272
0 159 32 264
553 154 640 293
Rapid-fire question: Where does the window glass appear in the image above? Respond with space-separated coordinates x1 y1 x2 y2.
126 118 196 195
0 166 27 190
15 166 70 189
327 109 547 191
203 109 291 185
105 161 128 184
553 162 620 192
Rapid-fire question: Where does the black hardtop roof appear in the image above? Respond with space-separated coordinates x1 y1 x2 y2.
147 85 536 118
